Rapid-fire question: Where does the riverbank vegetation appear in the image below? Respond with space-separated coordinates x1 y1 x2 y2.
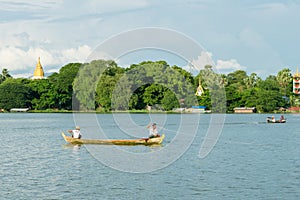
0 60 297 113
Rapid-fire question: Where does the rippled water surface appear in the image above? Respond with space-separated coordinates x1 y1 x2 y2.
0 113 299 199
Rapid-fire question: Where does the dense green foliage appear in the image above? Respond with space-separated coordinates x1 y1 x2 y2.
0 78 32 110
111 61 196 111
0 61 297 112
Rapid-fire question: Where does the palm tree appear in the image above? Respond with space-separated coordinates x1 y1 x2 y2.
244 73 261 89
0 68 12 84
277 68 292 97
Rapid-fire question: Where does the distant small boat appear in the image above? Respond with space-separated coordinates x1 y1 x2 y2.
266 117 286 123
61 132 165 145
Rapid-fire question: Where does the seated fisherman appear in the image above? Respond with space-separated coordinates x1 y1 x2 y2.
147 123 160 138
68 126 82 139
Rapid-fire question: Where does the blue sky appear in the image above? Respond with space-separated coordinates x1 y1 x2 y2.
0 0 299 78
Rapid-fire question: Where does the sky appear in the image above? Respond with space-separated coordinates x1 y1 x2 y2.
0 0 300 78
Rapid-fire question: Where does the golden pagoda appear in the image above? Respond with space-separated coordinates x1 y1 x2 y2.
195 78 204 96
32 57 44 79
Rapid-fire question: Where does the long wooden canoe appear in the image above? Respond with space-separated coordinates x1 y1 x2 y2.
62 132 165 145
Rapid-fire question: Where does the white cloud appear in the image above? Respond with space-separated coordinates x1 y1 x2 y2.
1 0 299 79
215 59 245 72
190 51 214 71
189 51 246 74
0 44 92 77
0 0 151 77
0 46 53 70
61 45 92 63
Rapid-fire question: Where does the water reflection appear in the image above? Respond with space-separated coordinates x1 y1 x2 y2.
62 144 82 158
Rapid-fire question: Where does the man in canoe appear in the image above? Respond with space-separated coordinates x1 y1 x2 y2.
271 116 275 122
68 126 82 139
147 123 160 138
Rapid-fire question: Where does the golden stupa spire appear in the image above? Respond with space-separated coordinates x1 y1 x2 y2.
32 57 44 79
195 78 204 96
296 67 299 76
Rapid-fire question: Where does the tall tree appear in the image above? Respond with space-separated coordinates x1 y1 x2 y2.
96 64 125 110
48 63 81 109
113 61 196 111
73 60 117 110
161 90 180 111
197 65 226 112
226 70 248 99
0 68 12 84
244 73 261 89
255 76 285 112
143 84 166 106
276 68 292 98
227 70 247 86
0 78 32 110
28 79 55 110
172 65 194 85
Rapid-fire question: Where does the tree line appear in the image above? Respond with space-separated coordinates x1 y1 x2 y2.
0 60 297 113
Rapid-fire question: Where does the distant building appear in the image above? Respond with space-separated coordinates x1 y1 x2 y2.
288 107 300 112
32 57 44 80
186 105 207 113
10 108 29 112
293 68 300 95
234 107 256 113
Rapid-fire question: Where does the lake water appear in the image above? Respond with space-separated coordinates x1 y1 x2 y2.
0 113 299 199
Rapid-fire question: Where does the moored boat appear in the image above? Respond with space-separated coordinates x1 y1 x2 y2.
266 117 286 123
61 132 165 145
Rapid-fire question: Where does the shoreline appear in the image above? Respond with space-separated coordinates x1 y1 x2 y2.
1 109 298 114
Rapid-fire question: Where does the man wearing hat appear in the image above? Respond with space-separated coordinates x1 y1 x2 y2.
147 122 160 138
68 126 82 139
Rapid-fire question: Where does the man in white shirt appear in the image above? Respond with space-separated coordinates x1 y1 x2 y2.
147 123 160 138
68 126 82 139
